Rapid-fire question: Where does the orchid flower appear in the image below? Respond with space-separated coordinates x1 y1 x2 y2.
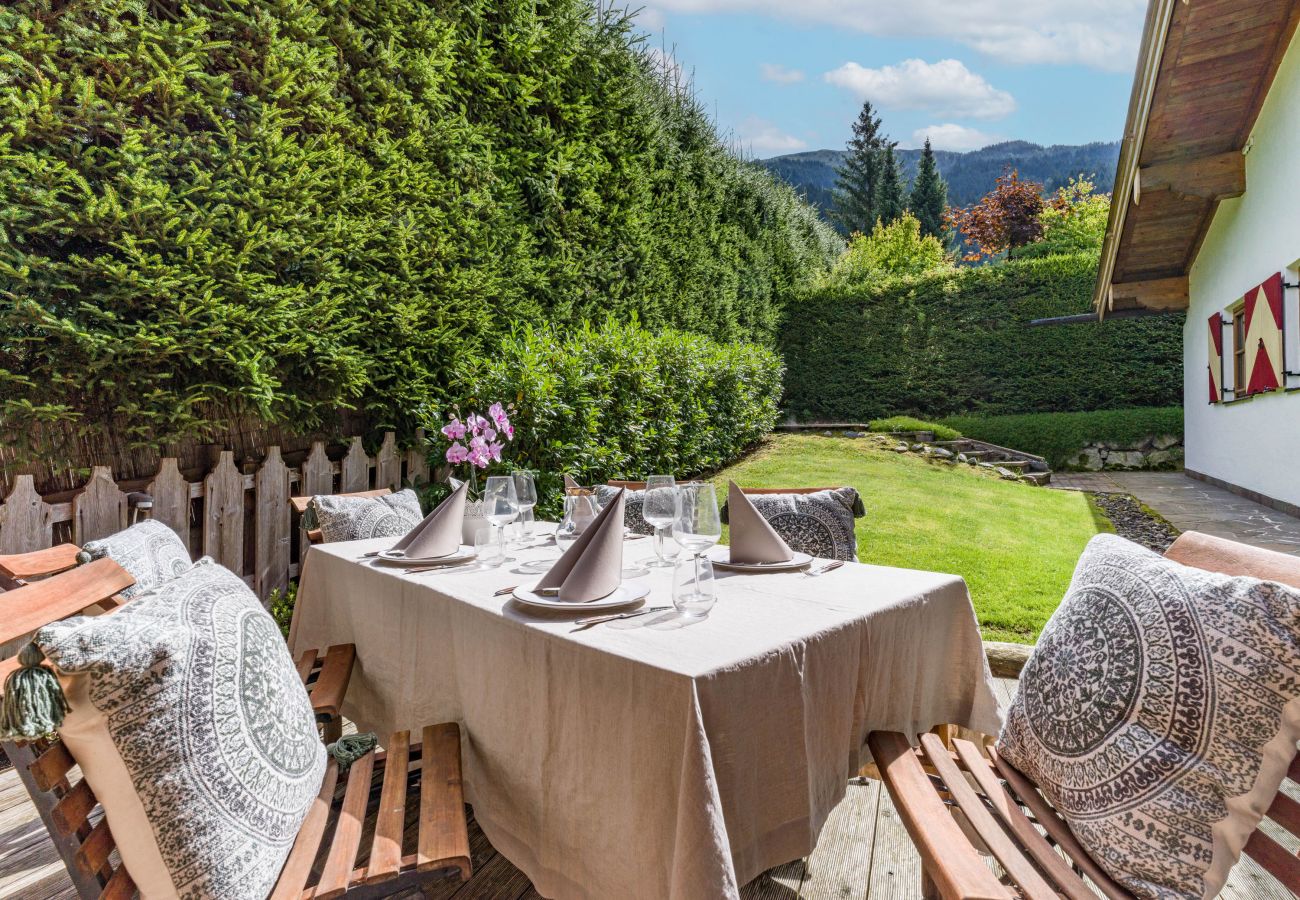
441 418 466 441
488 402 510 430
488 441 503 462
445 441 469 464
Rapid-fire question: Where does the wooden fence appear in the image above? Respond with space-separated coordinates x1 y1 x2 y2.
0 431 431 602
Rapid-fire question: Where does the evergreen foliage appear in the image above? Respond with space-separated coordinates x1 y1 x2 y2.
832 101 894 234
908 139 949 240
877 147 905 225
0 0 837 453
823 214 952 285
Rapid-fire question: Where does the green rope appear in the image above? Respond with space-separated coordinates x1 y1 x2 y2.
327 732 378 770
0 643 70 742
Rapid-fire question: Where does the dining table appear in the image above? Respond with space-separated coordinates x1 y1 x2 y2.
289 525 1004 900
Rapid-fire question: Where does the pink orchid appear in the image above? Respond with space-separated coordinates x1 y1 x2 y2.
466 413 489 437
502 422 514 441
482 426 497 443
445 441 469 464
467 443 491 468
441 418 466 441
488 402 510 430
488 441 503 462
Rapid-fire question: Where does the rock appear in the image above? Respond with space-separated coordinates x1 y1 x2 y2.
1153 433 1181 450
1076 446 1104 471
985 641 1034 678
822 430 834 437
926 447 955 459
995 466 1018 480
893 443 909 453
1091 492 1179 552
843 430 861 438
978 462 995 469
910 443 925 452
1108 450 1146 469
957 453 968 463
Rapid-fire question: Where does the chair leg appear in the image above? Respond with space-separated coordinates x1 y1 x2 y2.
321 717 342 745
921 865 940 900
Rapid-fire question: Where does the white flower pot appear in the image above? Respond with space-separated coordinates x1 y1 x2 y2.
462 499 487 544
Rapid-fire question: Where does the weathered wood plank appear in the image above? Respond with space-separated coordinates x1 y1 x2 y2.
406 428 431 487
302 441 334 497
147 458 191 553
254 447 291 603
202 451 245 573
798 780 882 900
72 467 127 544
0 475 54 554
376 432 401 492
341 437 370 493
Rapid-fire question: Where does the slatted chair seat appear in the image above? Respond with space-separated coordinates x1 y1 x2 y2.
0 542 83 590
290 490 393 546
1 559 471 899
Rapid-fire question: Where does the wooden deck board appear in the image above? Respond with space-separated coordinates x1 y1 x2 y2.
0 678 1285 899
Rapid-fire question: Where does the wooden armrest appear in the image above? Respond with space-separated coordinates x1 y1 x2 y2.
297 644 356 721
0 544 83 582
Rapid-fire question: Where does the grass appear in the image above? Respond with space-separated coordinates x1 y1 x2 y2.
711 434 1111 643
867 416 963 441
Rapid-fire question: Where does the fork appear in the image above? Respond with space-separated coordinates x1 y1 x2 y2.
573 606 673 629
803 561 845 577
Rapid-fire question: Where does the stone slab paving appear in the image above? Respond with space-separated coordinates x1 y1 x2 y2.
1052 471 1300 557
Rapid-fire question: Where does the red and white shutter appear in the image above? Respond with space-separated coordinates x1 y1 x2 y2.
1243 272 1285 396
1208 312 1224 403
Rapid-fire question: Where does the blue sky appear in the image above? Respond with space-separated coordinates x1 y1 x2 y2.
626 0 1149 156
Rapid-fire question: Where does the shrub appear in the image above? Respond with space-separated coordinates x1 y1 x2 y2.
823 213 952 285
940 407 1184 469
868 416 962 441
781 252 1183 422
461 321 783 517
0 0 837 458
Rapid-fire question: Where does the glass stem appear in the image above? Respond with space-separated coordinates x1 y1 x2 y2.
653 527 665 563
497 523 506 560
693 551 701 594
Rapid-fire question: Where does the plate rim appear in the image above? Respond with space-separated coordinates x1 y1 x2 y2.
372 548 477 567
512 579 651 610
705 546 813 571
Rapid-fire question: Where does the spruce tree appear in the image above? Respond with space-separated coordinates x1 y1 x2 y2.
876 146 905 225
909 138 950 240
832 101 892 234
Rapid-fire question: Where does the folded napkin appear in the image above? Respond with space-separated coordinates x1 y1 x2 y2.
563 474 583 492
399 480 468 558
726 480 794 564
537 488 625 602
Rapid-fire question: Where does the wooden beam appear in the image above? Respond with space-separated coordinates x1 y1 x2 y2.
1138 151 1245 201
1110 276 1189 310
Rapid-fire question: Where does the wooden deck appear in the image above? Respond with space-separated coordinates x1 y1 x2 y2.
0 677 1292 899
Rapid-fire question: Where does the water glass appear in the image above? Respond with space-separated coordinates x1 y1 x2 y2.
474 525 502 566
672 482 722 557
643 475 677 567
555 490 599 555
483 475 519 561
673 556 717 619
512 471 538 540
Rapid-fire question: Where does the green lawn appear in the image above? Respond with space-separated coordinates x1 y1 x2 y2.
711 434 1111 643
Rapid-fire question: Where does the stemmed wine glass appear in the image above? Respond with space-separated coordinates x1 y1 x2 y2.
482 476 520 563
672 483 721 612
643 475 677 567
512 471 538 544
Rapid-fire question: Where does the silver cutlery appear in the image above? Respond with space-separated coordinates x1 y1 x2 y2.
493 585 560 597
804 561 845 577
573 606 673 629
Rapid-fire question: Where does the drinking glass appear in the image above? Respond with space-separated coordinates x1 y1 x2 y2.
555 490 600 555
474 525 501 566
672 482 721 556
643 475 678 567
483 475 519 562
512 471 538 542
673 556 716 619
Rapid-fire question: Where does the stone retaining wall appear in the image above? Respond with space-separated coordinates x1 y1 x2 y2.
1073 434 1183 471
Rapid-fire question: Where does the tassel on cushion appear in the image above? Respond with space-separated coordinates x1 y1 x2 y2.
0 643 70 742
327 732 379 770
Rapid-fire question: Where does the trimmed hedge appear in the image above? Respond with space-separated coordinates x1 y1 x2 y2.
867 416 962 441
781 252 1183 421
940 407 1184 469
462 321 783 517
0 0 837 456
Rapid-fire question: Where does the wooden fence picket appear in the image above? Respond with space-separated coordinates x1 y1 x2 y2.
301 441 334 497
203 451 245 574
73 467 128 544
0 475 53 554
341 436 370 492
254 447 291 601
148 458 191 551
376 432 401 491
406 428 430 486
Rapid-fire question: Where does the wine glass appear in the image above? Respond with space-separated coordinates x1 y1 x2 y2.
673 556 716 619
512 470 538 544
643 475 678 567
483 476 519 562
673 482 721 603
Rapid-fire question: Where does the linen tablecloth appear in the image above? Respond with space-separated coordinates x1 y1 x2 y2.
290 530 1002 900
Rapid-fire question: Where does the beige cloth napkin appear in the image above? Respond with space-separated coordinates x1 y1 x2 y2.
727 480 793 564
537 488 625 602
563 474 583 492
400 480 468 558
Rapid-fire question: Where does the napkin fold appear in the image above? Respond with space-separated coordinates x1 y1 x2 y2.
563 474 583 492
726 481 793 564
399 480 468 558
537 488 625 602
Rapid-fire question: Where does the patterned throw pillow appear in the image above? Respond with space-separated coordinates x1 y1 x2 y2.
312 489 423 542
998 534 1300 899
723 488 863 561
82 519 192 599
594 485 655 535
38 559 327 900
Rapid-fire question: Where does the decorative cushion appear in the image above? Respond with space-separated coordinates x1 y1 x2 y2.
998 534 1300 899
38 559 327 900
311 489 423 542
594 485 655 535
82 519 192 599
722 488 863 561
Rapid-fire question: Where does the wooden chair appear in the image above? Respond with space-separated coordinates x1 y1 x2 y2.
0 543 83 590
1 560 471 899
290 489 393 546
608 482 846 496
869 531 1300 899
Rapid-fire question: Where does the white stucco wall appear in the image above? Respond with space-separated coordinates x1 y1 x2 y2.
1185 30 1300 509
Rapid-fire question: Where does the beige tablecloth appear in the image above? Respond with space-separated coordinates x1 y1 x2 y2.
290 530 1002 900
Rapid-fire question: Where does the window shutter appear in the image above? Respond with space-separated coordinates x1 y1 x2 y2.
1208 312 1224 403
1243 272 1284 396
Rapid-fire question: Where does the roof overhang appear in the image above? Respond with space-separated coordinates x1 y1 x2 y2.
1094 0 1300 319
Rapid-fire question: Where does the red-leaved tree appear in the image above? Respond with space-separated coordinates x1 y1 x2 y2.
945 169 1045 261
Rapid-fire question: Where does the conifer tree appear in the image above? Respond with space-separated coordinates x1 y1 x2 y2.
832 101 894 234
909 138 950 240
876 146 905 225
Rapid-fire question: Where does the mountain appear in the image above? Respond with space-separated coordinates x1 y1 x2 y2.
759 140 1121 224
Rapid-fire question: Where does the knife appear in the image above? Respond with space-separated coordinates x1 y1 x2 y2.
573 606 673 629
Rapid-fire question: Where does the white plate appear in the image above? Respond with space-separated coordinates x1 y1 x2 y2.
517 556 560 574
705 546 813 572
373 547 477 567
512 580 652 611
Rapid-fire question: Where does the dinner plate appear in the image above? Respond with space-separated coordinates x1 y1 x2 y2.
704 546 813 572
373 548 477 567
512 580 652 611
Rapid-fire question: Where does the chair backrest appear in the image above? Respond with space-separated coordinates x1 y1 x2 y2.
1165 530 1300 589
0 559 139 900
289 488 393 545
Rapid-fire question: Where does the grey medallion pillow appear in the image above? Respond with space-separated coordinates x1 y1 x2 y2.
311 488 423 542
39 559 327 900
722 488 864 561
594 485 654 535
998 534 1300 899
82 519 192 599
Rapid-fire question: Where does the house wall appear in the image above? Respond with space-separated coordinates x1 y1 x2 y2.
1186 30 1300 510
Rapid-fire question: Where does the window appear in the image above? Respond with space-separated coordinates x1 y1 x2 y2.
1232 305 1246 393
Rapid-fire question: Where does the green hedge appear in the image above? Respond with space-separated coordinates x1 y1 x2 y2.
940 407 1184 469
781 252 1183 421
461 320 782 517
867 416 962 441
0 0 837 456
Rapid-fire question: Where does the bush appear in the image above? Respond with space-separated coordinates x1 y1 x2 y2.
823 214 952 285
0 0 838 457
462 321 782 517
940 407 1184 469
868 416 962 441
781 252 1183 421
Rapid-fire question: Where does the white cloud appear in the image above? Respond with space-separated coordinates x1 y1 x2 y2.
648 46 684 83
760 63 805 84
825 59 1015 120
650 0 1145 72
909 123 1002 152
736 116 808 155
636 6 667 31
